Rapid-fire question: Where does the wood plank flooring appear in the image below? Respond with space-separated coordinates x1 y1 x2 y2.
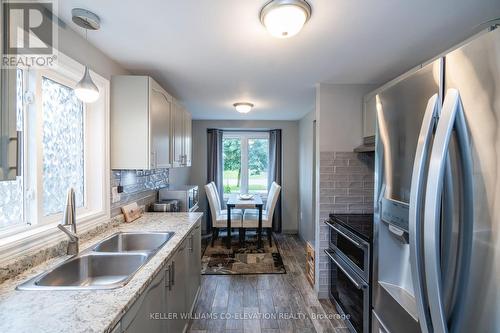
188 234 349 333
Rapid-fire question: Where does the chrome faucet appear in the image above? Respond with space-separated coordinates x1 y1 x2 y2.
57 188 79 255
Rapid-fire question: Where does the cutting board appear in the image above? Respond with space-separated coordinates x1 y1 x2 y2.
121 202 143 223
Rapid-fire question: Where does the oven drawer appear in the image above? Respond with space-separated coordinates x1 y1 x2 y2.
326 220 370 281
325 249 370 333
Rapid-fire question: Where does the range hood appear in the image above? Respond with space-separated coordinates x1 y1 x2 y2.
354 135 375 153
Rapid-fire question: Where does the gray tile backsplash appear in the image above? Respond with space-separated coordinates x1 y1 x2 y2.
110 169 169 217
318 151 374 298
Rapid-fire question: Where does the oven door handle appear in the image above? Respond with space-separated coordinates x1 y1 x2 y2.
325 249 367 290
325 221 362 248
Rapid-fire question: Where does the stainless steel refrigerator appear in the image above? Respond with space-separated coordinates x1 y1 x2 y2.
372 21 500 333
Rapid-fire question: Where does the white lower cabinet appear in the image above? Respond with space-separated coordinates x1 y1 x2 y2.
118 226 201 333
121 270 165 332
187 222 201 309
166 241 187 333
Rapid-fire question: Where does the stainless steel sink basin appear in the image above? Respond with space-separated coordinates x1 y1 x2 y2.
93 232 174 253
18 253 149 290
17 231 175 290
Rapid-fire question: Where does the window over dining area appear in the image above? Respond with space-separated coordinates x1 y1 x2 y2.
222 132 270 197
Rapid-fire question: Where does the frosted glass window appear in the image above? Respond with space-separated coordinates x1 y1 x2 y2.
41 77 85 216
0 69 24 229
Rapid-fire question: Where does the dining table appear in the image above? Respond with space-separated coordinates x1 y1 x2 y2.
226 194 264 249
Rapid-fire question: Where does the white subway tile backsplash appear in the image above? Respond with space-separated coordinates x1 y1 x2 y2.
318 150 374 298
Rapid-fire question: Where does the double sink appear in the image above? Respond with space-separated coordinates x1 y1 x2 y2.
17 231 174 290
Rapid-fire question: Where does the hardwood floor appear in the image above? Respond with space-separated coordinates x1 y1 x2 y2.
188 234 349 333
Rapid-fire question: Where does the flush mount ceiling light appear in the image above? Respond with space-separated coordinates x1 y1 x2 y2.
233 102 254 113
260 0 312 38
72 8 100 103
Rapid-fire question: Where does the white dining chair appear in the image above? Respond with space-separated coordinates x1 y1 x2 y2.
242 182 281 247
205 182 242 246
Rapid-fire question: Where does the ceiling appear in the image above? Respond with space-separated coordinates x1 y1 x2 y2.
57 0 500 120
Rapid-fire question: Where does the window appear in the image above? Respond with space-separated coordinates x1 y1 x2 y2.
0 53 110 237
223 132 269 196
41 77 85 216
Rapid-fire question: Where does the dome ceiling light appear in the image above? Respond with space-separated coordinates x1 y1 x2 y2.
233 102 254 113
260 0 312 38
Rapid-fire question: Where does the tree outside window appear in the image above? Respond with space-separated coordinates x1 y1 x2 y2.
223 132 269 196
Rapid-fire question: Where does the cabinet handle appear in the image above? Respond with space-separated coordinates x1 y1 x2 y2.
189 234 194 252
165 265 171 290
171 261 175 286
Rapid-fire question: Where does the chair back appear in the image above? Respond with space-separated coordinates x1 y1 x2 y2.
205 183 220 223
266 182 281 222
209 181 223 212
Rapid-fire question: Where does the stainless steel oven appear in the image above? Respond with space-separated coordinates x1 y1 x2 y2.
325 249 370 333
325 214 373 333
326 220 370 282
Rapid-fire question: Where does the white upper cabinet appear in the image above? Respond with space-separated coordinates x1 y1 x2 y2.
363 92 377 138
183 108 192 167
111 75 172 170
171 99 184 167
171 99 192 168
150 80 172 168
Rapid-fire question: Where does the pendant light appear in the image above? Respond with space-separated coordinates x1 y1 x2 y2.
72 8 100 103
260 0 312 38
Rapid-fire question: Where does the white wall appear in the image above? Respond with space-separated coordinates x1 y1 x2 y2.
168 167 191 186
298 110 316 244
189 120 300 233
56 21 128 79
317 84 375 152
314 83 376 297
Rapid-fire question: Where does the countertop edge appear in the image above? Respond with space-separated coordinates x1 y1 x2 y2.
0 212 204 333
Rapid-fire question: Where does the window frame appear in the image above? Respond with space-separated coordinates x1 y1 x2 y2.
222 131 270 198
0 51 110 260
34 69 89 223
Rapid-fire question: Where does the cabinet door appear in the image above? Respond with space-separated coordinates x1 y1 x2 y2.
166 240 188 333
183 108 192 167
111 76 150 170
363 93 377 138
187 222 201 310
171 100 184 167
150 79 171 168
122 270 165 333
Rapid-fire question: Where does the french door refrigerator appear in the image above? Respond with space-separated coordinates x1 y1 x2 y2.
372 21 500 333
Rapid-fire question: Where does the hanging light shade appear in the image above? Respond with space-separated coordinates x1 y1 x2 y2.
260 0 312 38
72 8 101 103
75 66 99 103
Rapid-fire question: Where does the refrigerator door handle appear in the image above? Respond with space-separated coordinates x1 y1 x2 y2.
409 93 439 333
423 89 474 333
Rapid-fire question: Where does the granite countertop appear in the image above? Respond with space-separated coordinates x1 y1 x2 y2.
0 212 203 333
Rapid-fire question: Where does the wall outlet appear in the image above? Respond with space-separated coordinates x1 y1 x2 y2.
112 186 121 203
